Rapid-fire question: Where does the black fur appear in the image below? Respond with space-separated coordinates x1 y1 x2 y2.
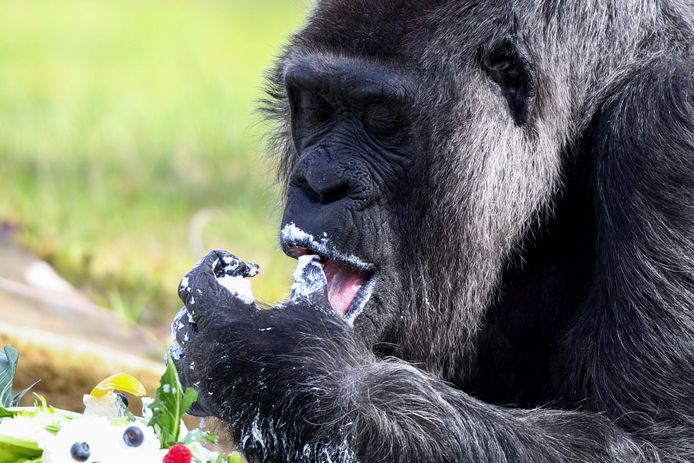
172 1 694 461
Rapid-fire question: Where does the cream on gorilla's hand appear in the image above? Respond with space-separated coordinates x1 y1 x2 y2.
217 275 255 304
211 252 259 304
289 254 327 301
206 251 328 306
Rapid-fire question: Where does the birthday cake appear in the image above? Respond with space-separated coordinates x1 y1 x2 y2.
0 345 242 463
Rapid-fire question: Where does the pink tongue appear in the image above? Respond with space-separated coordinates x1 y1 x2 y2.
323 261 366 315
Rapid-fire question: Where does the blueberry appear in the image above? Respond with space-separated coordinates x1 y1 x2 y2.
70 442 90 461
123 426 144 447
115 391 129 408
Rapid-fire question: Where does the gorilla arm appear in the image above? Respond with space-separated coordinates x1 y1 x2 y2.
562 60 694 460
172 252 653 463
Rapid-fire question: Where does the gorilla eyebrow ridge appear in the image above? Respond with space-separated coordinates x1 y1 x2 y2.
283 54 414 107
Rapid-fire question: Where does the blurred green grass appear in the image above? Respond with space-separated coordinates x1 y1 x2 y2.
0 0 309 329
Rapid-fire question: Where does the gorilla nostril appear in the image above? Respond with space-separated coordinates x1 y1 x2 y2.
300 169 352 204
317 180 351 204
292 176 322 203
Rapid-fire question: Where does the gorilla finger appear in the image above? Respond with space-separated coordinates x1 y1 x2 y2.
289 254 330 306
178 250 224 304
209 250 260 305
193 249 259 279
179 250 259 310
214 250 260 279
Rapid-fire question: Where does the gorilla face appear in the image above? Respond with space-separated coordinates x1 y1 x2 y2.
279 56 418 342
275 2 565 362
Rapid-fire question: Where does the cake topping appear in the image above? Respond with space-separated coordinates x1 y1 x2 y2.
69 442 90 461
164 443 193 463
123 426 144 447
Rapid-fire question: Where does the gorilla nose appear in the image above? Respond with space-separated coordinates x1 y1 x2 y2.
292 163 352 205
306 170 351 204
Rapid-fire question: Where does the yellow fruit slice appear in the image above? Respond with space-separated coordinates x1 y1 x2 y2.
90 373 147 398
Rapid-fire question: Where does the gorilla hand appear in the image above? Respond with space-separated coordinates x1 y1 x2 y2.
168 249 364 461
170 249 260 417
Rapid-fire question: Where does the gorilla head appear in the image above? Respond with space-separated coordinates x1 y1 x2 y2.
173 1 694 461
271 0 627 371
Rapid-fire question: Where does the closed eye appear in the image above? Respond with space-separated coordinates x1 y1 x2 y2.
298 90 333 121
363 102 403 137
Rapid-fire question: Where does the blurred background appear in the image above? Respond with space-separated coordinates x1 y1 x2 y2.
0 0 309 414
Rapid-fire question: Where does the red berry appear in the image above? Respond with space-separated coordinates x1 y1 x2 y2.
163 444 192 463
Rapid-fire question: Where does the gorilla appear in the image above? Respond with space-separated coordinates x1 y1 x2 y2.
171 1 694 461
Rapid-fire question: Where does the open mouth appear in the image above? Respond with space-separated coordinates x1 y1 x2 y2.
281 223 375 323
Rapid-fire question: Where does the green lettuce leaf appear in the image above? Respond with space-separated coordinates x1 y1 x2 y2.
0 435 42 463
0 407 18 419
147 354 198 448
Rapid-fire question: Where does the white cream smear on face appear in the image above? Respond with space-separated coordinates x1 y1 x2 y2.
281 223 376 325
280 223 371 271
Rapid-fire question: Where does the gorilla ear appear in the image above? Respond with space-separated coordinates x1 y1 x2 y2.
481 40 536 125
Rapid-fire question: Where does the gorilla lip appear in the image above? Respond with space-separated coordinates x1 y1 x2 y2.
296 251 370 316
280 223 375 321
